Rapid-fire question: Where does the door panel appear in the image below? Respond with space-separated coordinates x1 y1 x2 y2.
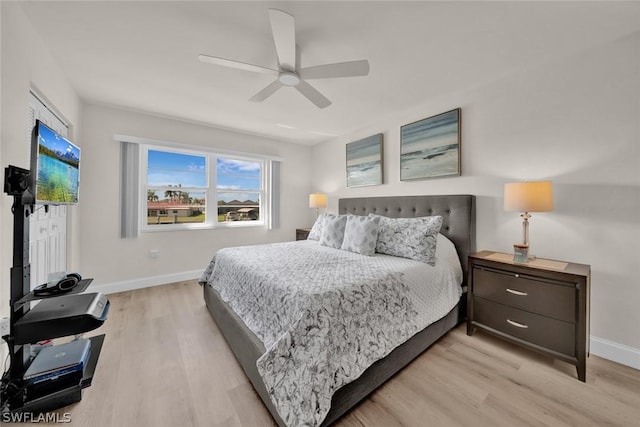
28 92 69 289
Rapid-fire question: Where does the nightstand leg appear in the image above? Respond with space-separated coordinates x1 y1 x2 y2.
466 320 474 336
577 359 586 382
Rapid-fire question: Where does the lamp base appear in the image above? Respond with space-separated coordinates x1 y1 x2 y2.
513 244 529 263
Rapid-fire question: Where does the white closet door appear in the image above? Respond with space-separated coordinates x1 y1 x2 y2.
28 92 69 288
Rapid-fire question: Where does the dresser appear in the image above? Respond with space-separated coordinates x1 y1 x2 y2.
467 251 590 381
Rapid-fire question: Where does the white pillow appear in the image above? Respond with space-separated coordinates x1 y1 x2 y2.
371 215 443 265
319 215 348 249
341 215 381 256
307 213 332 241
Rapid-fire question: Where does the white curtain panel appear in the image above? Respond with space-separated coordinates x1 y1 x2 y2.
120 141 139 238
269 160 281 230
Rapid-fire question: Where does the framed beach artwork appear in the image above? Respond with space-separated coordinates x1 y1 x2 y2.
346 133 383 187
400 108 461 181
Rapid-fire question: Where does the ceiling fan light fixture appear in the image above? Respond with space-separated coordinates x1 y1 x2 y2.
278 71 300 86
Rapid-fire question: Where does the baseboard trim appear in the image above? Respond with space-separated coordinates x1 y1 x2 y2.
590 336 640 371
89 270 202 295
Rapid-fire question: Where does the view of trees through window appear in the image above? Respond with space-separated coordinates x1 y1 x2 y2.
145 149 263 226
146 149 207 225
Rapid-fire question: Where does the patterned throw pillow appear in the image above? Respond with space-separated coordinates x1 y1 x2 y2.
307 213 332 241
372 215 443 265
341 215 381 256
319 215 348 249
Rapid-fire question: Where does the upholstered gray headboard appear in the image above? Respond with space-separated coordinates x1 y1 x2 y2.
339 194 476 284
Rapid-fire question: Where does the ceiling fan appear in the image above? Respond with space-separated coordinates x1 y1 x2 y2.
199 9 370 109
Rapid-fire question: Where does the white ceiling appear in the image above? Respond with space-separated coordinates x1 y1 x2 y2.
20 1 640 145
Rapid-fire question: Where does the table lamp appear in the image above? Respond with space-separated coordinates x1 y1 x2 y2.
309 193 327 217
504 181 553 259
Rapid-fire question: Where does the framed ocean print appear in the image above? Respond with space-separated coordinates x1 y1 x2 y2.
346 133 383 187
400 108 461 181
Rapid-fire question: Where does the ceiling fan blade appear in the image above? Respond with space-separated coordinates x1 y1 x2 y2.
268 9 296 71
198 54 278 75
295 80 331 109
299 60 370 79
249 80 283 102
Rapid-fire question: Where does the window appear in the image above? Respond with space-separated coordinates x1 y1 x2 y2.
216 157 263 223
141 145 266 231
145 148 207 226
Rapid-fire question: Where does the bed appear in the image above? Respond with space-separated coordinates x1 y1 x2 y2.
201 194 475 426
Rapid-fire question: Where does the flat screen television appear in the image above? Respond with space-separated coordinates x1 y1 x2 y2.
30 120 80 205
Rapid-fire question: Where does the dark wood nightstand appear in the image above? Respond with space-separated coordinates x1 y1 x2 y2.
467 251 590 381
296 228 311 241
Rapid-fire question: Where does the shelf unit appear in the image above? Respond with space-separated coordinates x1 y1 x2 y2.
14 279 93 307
2 165 108 413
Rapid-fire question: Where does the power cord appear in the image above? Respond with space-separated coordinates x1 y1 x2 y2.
0 340 14 412
0 339 29 412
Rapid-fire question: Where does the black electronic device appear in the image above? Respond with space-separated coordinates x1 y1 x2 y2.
25 369 84 401
3 165 31 197
13 293 109 345
33 273 82 296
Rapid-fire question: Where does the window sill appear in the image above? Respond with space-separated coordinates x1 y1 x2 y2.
141 221 266 233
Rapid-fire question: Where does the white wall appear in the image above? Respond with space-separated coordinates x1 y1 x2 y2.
311 32 640 361
0 3 82 316
79 103 312 289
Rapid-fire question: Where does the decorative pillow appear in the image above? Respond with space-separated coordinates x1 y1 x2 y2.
307 213 332 241
319 215 348 249
372 215 443 264
341 215 381 256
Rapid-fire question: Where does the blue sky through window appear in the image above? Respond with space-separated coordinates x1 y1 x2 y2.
216 158 261 203
146 150 263 205
147 150 207 187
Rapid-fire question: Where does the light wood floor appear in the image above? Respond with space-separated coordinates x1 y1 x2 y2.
29 281 640 426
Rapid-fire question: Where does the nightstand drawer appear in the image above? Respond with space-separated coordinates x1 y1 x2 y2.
473 267 576 322
474 297 575 357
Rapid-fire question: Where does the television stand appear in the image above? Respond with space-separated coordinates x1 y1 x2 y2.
2 165 109 414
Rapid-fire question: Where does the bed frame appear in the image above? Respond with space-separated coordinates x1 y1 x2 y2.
203 194 475 426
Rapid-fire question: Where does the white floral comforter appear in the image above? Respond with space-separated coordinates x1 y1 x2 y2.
200 240 462 427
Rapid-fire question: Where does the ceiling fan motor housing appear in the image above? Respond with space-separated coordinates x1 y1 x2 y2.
278 71 300 86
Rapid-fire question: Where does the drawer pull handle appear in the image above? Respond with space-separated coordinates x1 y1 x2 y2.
507 319 529 329
506 288 528 296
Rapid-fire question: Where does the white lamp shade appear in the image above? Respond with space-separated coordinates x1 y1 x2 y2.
504 181 554 212
309 193 327 209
